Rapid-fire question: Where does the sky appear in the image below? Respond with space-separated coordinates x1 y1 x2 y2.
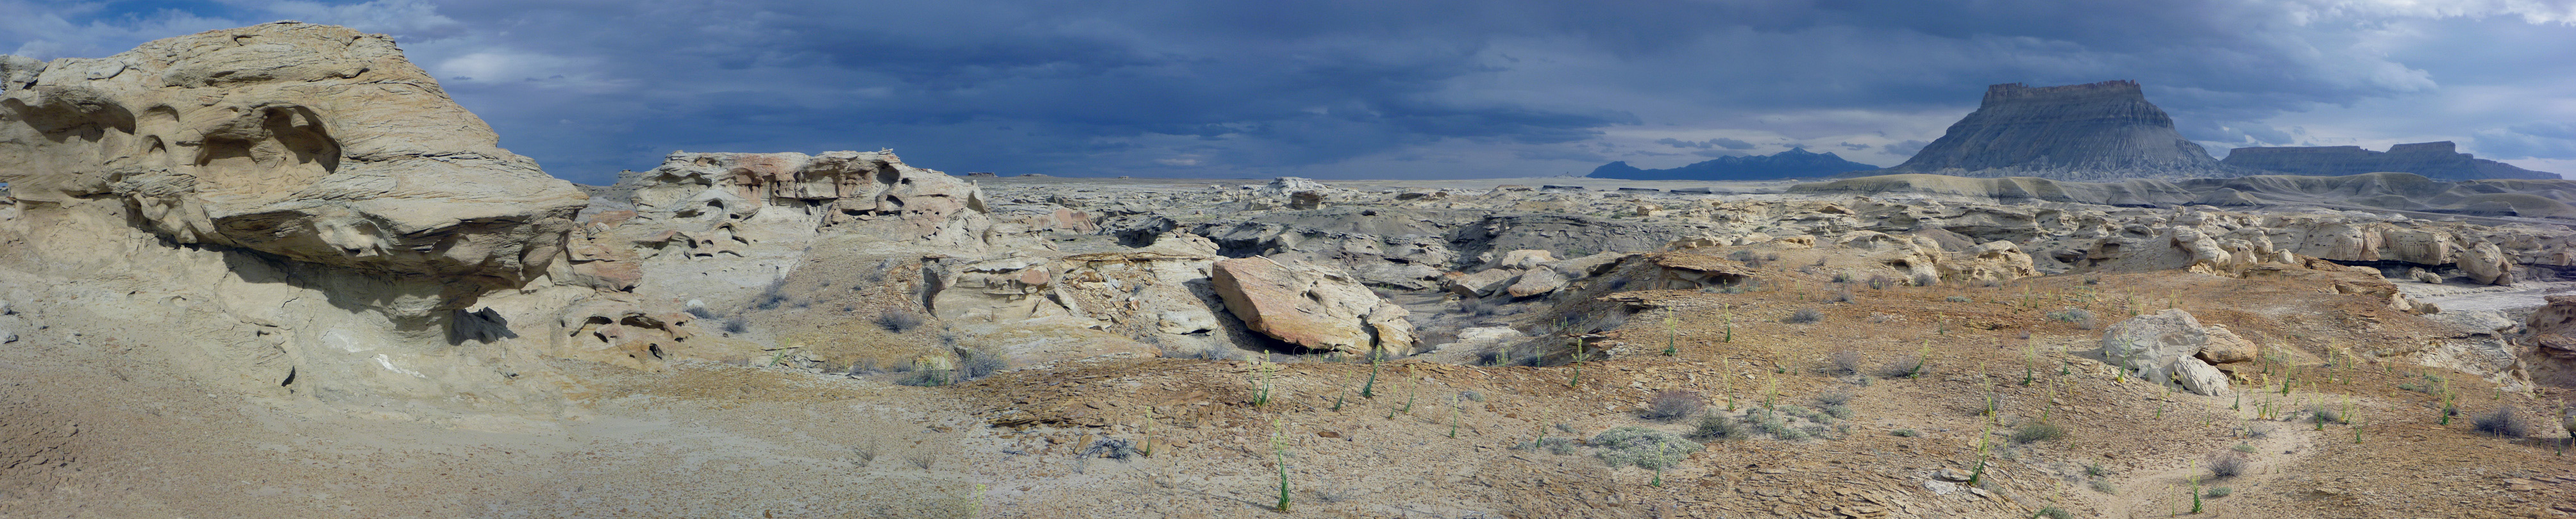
4 0 2573 183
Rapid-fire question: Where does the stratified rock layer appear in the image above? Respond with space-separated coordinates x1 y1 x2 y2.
0 22 585 287
2223 142 2558 181
1880 81 2246 181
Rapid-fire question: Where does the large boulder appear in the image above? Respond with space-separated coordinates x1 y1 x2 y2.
1210 257 1416 355
2100 309 2236 396
1504 267 1569 297
1445 268 1519 297
0 22 585 290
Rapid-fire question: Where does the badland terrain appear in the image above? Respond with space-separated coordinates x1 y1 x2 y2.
3 23 2573 518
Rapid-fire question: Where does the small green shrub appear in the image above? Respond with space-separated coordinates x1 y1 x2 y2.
2089 479 2117 494
1786 308 1823 324
2034 506 2073 519
1944 295 1972 303
1890 429 1918 437
2084 461 2106 477
2230 443 2257 454
2205 486 2233 498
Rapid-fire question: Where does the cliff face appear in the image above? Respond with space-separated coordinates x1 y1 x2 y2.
2221 142 2560 180
1879 80 2246 181
1589 148 1880 181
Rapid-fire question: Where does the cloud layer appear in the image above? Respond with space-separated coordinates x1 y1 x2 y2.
4 0 2572 182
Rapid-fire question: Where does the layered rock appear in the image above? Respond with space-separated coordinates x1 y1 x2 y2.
2223 142 2559 181
0 22 612 406
1209 257 1416 355
0 22 585 292
1877 81 2250 181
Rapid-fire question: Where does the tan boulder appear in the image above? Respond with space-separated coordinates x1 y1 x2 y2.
1211 257 1416 355
2196 324 2258 364
1504 267 1569 297
2460 241 2511 286
1445 268 1520 297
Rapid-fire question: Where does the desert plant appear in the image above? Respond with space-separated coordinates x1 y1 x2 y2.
1447 393 1463 438
1249 360 1277 408
2089 479 2117 494
1592 427 1702 479
1539 436 1578 455
2032 506 2072 519
874 308 927 333
1827 349 1865 375
897 361 954 386
2084 461 2107 477
2208 451 2249 478
2474 405 2530 438
1786 308 1823 324
1912 272 1938 288
1643 390 1706 421
1944 295 1972 302
907 451 938 471
1891 429 1918 437
2011 421 2066 444
956 349 1005 381
1661 308 1680 356
2307 404 2344 427
2046 308 2094 329
1880 354 1925 378
852 442 880 466
1866 274 1894 290
1270 420 1292 512
1965 424 1993 487
1360 345 1383 398
1692 413 1748 441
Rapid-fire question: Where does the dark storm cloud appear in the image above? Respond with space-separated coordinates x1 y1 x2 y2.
4 0 2572 181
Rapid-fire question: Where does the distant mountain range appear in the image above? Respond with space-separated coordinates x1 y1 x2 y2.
1588 148 1881 181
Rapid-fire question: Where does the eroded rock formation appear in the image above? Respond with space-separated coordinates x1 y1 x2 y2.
0 22 611 407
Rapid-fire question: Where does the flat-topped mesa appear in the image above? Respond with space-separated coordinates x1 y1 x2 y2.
0 22 586 288
2221 141 2561 180
1879 80 2247 181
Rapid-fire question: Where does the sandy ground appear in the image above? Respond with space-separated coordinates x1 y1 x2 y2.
6 251 2575 518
